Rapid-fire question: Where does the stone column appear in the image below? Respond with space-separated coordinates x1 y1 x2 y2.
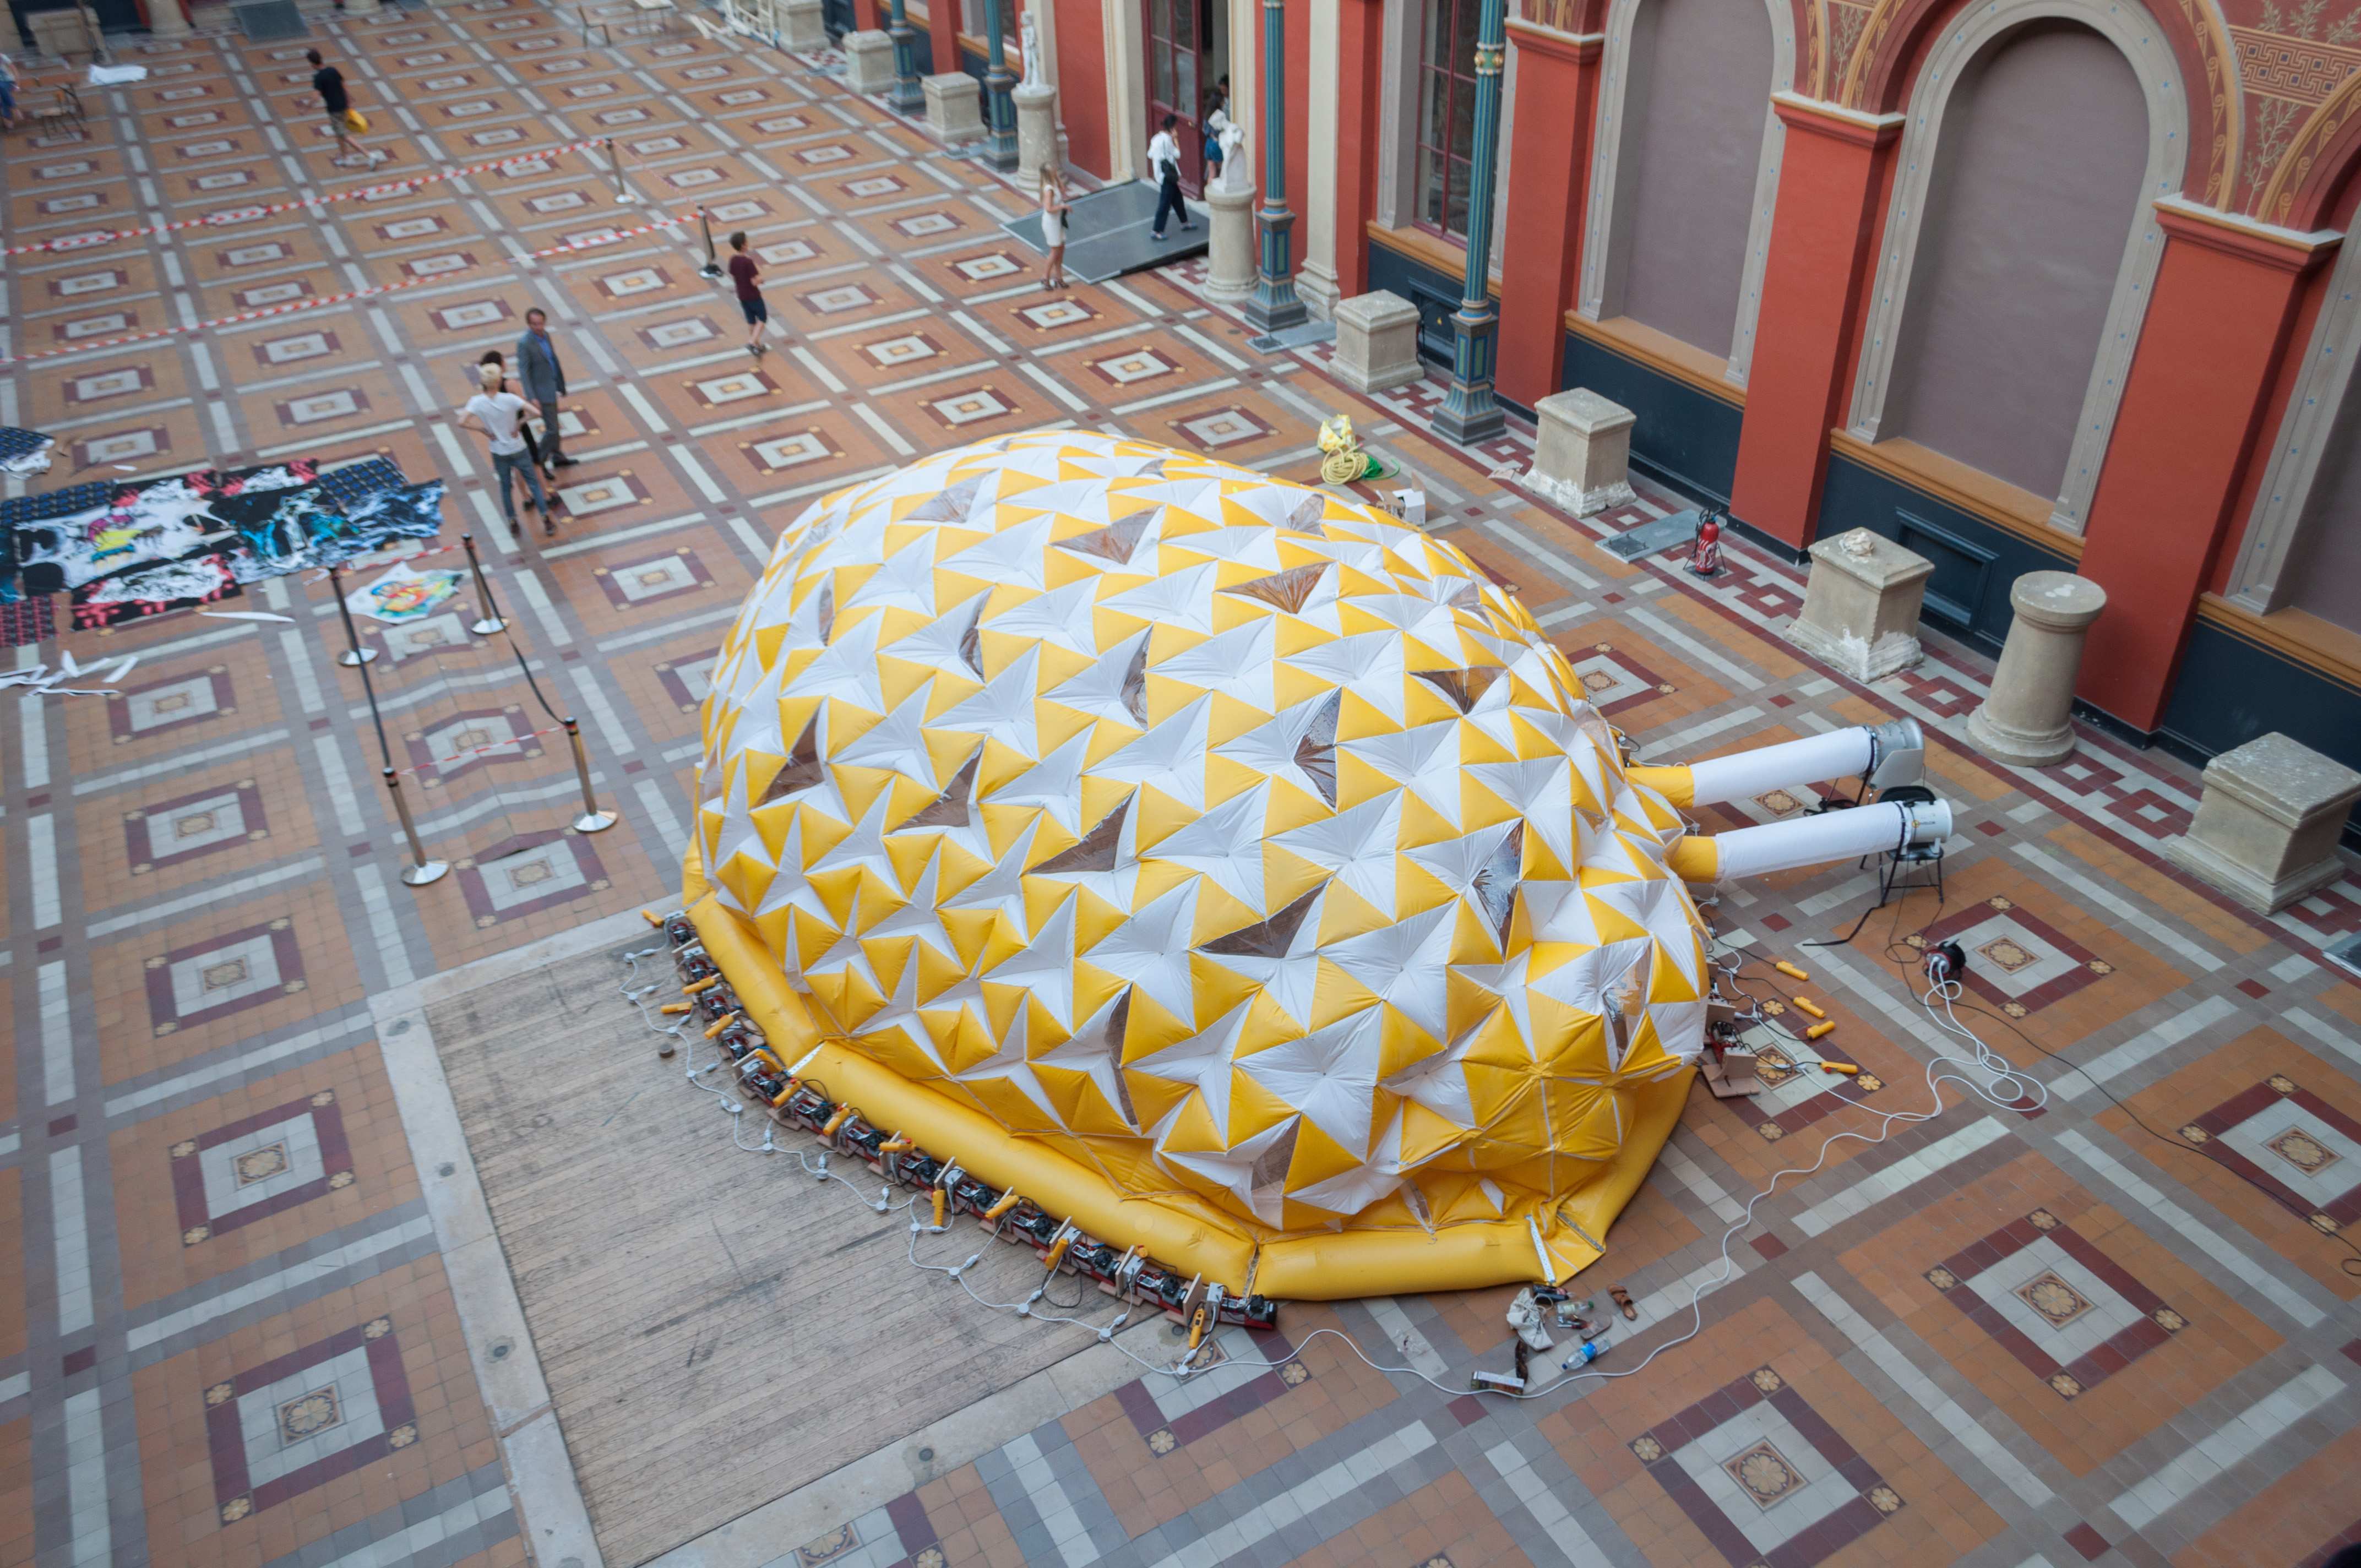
923 72 985 143
1965 572 2107 767
1244 0 1305 334
882 0 922 109
980 0 1018 170
1013 81 1057 187
1205 183 1259 304
148 0 194 34
2164 734 2361 912
1432 0 1508 445
1296 0 1341 320
1331 291 1421 393
846 29 897 93
1781 527 1935 681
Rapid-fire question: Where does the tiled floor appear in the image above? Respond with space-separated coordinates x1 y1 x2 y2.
4 5 2359 1567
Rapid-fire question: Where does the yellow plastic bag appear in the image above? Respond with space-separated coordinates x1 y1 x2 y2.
342 108 368 133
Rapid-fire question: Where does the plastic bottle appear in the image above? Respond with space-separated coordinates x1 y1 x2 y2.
1562 1340 1606 1371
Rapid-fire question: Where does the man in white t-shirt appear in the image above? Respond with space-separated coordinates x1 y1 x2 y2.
1148 113 1194 242
458 364 556 537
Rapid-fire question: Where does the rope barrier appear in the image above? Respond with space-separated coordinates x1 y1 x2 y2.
0 209 690 366
2 137 618 257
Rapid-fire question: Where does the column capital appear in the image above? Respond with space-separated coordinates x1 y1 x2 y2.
2151 196 2343 275
1505 19 1601 62
1769 91 1902 147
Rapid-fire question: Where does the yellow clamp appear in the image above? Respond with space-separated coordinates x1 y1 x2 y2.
984 1189 1022 1221
1775 961 1810 982
1793 997 1826 1020
1805 1021 1836 1041
659 1001 692 1015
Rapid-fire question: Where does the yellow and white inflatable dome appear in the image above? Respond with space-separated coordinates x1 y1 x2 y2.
683 432 1709 1297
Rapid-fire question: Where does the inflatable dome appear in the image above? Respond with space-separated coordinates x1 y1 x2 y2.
681 432 1717 1297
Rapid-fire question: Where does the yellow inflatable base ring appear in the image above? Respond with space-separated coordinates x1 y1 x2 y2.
684 888 1694 1301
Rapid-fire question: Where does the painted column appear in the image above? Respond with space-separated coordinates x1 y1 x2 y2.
1726 95 1902 549
2073 206 2337 731
982 0 1019 168
1495 17 1603 410
855 0 882 30
886 0 923 110
1245 0 1307 333
927 0 961 88
1432 0 1508 445
1330 0 1383 298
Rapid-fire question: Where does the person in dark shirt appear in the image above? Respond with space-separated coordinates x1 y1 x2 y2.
726 231 768 360
304 49 366 167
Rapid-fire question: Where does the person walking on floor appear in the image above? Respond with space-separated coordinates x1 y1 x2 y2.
306 49 368 167
0 51 21 134
1038 165 1070 292
459 363 557 537
726 231 768 358
1148 113 1193 242
515 308 578 477
476 351 545 472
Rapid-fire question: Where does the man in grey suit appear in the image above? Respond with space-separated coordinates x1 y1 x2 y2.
514 308 578 476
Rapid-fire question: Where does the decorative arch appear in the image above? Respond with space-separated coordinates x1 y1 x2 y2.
1842 0 2190 533
2263 71 2361 230
1574 0 1798 385
1839 0 2232 207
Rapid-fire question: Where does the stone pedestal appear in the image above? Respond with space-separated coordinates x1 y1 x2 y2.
844 30 895 94
781 0 825 47
1330 290 1421 393
923 72 984 143
1530 389 1636 516
2165 734 2361 912
1204 185 1258 306
1965 571 2107 767
149 0 194 34
1781 527 1935 682
28 6 99 56
1013 81 1056 189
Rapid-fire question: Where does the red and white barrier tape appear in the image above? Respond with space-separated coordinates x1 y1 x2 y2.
395 722 567 777
4 137 619 258
0 211 689 366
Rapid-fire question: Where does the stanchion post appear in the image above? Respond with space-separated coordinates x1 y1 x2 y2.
459 533 508 636
698 206 723 280
382 766 451 886
563 716 619 833
608 137 638 205
328 562 378 667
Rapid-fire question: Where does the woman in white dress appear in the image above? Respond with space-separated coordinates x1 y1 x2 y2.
1039 165 1071 292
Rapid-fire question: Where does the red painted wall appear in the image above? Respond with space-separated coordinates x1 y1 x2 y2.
1726 104 1901 548
1334 0 1384 298
1055 0 1112 179
2075 216 2326 728
1497 26 1602 408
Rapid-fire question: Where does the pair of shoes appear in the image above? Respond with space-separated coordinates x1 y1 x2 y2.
1180 221 1196 230
553 455 581 469
1150 232 1165 242
749 341 766 358
544 519 557 537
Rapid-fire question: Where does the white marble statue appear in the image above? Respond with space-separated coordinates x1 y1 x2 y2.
1216 122 1247 193
1020 11 1042 86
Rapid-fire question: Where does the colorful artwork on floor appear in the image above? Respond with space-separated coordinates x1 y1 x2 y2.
0 458 439 628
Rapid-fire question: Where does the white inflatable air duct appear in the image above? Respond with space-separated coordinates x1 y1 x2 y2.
1669 797 1953 882
1631 718 1924 807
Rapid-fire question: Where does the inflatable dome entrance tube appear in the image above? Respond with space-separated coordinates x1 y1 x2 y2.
679 432 1875 1300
